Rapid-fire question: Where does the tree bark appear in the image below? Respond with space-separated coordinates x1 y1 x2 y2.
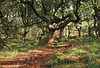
68 26 71 38
97 16 100 36
59 28 64 42
0 10 3 49
88 27 91 36
0 20 1 49
59 4 64 42
95 30 98 38
58 22 64 42
21 0 80 45
38 30 57 46
23 27 29 42
93 5 100 37
0 32 1 50
76 26 82 37
78 29 81 37
68 30 70 38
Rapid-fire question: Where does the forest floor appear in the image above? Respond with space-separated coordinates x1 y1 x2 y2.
0 37 100 68
0 41 74 68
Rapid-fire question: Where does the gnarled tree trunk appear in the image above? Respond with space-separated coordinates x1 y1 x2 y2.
59 28 64 42
38 30 57 46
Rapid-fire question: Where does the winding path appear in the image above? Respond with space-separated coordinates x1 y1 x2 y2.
0 41 75 68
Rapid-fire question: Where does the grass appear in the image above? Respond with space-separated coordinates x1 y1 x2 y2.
41 37 100 68
0 37 39 58
0 36 100 68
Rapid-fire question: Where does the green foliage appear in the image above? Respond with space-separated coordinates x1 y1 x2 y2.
0 0 100 67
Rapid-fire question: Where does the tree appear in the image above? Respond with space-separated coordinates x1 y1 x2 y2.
0 11 3 49
76 25 82 37
91 0 100 37
1 0 98 46
0 1 5 49
0 0 21 49
20 0 81 46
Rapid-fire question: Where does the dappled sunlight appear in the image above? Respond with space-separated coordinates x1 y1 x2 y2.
0 0 100 67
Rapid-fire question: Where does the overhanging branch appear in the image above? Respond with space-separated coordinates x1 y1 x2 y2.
49 19 77 31
52 13 72 24
20 0 49 22
0 10 3 18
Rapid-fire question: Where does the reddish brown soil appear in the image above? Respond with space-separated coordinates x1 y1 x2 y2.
0 41 75 68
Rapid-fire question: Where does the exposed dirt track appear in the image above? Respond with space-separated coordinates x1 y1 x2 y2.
0 41 75 68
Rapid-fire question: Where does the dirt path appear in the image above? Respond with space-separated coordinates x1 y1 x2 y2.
0 41 75 68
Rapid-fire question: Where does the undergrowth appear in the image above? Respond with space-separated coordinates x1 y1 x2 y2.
0 36 100 68
0 37 39 58
41 37 100 68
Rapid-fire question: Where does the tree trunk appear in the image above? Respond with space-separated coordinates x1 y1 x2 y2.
5 34 9 40
23 27 29 42
95 30 98 38
59 28 64 42
88 27 91 36
68 30 70 38
0 32 1 50
64 28 67 37
78 29 81 37
97 16 100 37
38 30 57 46
94 5 100 37
0 18 2 49
59 5 64 42
76 27 82 37
68 27 70 38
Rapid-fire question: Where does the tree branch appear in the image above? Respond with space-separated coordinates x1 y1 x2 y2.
74 0 81 23
0 10 3 18
54 1 64 15
59 13 72 21
0 0 6 2
49 14 81 31
41 1 47 15
52 13 72 24
20 0 49 22
49 19 77 31
26 21 44 27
